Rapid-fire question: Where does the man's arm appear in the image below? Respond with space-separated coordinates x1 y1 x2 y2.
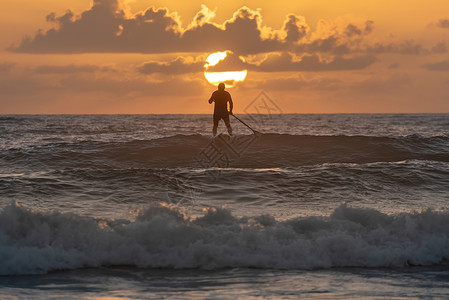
208 92 215 104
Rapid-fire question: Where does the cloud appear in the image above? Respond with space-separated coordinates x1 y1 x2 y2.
282 14 309 43
342 20 373 37
175 6 292 54
0 62 15 72
0 72 49 96
0 63 207 97
11 1 306 55
296 36 351 55
34 64 114 74
249 52 377 72
138 57 204 74
422 60 449 71
12 2 181 54
365 40 429 55
294 20 378 55
11 0 428 63
135 48 379 75
436 19 449 29
388 63 400 69
292 18 430 57
299 38 430 56
57 75 206 96
431 42 447 54
144 51 377 74
250 76 342 91
352 74 411 94
364 20 375 34
187 4 216 28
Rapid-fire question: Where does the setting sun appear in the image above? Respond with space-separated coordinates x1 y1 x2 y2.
204 51 248 88
205 51 227 66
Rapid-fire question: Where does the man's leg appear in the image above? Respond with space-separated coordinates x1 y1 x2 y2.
223 115 232 136
213 115 219 136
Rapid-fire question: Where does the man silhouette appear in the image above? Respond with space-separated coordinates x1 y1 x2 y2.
208 82 233 136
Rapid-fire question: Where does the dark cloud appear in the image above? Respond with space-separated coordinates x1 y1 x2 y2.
181 6 308 54
345 24 362 37
138 57 204 74
436 19 449 29
396 40 428 55
11 1 306 55
12 2 180 54
388 63 400 69
0 62 14 72
422 60 449 71
12 0 424 64
365 40 428 55
35 64 113 74
156 47 376 75
300 38 430 56
141 51 377 73
296 36 351 55
292 19 429 57
431 42 447 54
144 51 378 73
364 20 375 34
283 14 309 43
295 20 374 55
250 52 377 72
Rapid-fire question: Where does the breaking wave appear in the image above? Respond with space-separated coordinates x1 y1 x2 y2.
1 202 449 275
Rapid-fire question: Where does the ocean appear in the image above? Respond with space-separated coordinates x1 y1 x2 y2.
1 113 449 299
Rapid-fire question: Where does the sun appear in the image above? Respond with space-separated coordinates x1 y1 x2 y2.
204 51 247 88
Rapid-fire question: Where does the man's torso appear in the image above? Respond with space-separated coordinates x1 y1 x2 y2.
212 90 231 116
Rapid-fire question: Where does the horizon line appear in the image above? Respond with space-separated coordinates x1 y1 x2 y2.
1 112 449 116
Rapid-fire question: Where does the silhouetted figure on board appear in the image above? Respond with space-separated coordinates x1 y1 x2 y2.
208 82 233 136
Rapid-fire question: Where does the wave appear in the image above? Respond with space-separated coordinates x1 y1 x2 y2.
1 202 449 275
3 134 449 169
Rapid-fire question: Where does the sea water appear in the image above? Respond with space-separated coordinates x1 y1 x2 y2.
1 114 449 298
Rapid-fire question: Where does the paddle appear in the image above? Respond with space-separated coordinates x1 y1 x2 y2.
231 113 261 135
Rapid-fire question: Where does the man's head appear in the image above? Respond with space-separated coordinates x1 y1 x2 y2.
218 82 225 90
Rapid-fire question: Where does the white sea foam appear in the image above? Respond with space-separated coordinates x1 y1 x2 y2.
1 202 449 275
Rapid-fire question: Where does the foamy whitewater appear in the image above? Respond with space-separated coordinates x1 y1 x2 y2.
1 114 449 298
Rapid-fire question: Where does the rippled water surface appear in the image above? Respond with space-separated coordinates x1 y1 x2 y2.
1 114 449 298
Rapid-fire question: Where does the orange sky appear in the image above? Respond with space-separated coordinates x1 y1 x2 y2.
1 0 449 113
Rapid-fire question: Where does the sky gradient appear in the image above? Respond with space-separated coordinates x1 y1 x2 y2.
1 0 449 113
